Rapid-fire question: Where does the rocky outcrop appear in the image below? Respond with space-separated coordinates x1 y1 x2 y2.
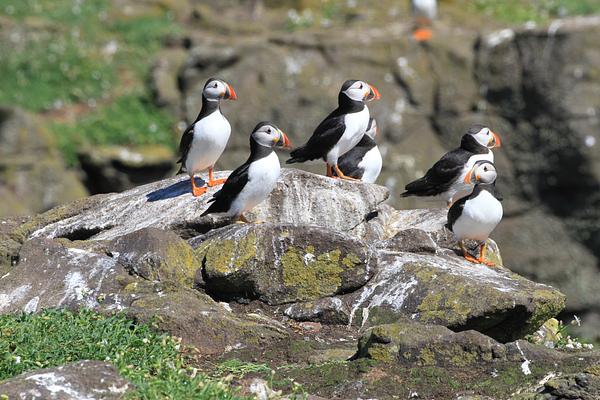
0 107 87 217
0 361 131 400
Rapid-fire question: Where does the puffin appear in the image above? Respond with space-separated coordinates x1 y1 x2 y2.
401 124 501 206
201 122 291 222
335 118 382 183
177 78 237 197
446 160 503 266
411 0 437 42
286 80 381 180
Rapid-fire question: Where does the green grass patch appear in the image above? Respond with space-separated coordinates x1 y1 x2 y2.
51 93 177 165
0 0 180 111
0 309 248 399
471 0 600 23
213 359 272 379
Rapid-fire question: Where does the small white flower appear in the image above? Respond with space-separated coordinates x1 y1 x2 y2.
572 315 581 326
14 356 21 364
142 338 150 344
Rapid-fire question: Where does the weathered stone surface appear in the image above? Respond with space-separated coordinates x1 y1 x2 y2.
28 169 388 241
515 371 600 400
0 360 131 399
346 250 565 342
355 321 506 366
0 107 87 218
193 223 375 305
284 297 351 325
111 227 200 287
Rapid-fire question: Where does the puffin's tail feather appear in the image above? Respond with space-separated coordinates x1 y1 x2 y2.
286 146 313 164
400 191 413 198
402 177 434 196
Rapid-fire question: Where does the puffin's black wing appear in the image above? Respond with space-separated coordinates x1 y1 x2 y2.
446 194 468 231
286 113 345 164
176 123 195 173
336 137 374 179
401 149 470 197
201 163 250 216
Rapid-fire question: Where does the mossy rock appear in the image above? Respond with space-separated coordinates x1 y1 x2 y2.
194 223 374 305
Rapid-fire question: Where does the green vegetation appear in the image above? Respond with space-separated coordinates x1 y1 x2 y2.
51 94 176 165
0 309 247 399
213 359 272 379
472 0 600 23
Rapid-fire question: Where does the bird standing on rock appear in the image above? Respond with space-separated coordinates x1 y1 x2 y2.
286 80 381 180
446 161 503 267
177 78 237 197
335 118 382 183
401 124 501 206
201 122 291 223
411 0 437 42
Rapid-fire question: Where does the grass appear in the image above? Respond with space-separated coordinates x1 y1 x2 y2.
51 93 177 165
0 309 248 399
471 0 600 23
212 359 272 379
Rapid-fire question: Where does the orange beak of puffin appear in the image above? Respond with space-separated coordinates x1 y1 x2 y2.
225 83 237 100
464 166 476 184
365 84 381 101
275 131 292 149
489 131 501 148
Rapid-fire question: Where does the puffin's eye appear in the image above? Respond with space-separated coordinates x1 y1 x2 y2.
213 83 218 88
484 167 488 171
359 83 363 89
267 128 272 134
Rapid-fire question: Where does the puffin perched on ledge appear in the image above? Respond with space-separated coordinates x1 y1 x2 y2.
401 124 501 206
446 160 503 266
335 118 382 183
201 122 290 223
177 78 237 197
286 79 381 180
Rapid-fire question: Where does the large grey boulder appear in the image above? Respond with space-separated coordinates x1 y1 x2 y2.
192 223 375 305
28 169 388 241
0 360 131 400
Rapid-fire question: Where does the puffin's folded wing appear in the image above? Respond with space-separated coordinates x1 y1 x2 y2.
446 195 467 231
288 115 345 163
201 163 250 215
404 152 466 195
177 124 194 165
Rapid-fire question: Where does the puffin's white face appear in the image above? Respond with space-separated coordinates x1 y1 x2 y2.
465 161 497 184
365 119 378 139
470 126 501 149
203 79 237 101
252 123 291 149
342 80 381 102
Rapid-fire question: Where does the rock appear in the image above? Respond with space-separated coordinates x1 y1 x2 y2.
0 237 288 355
28 169 388 241
77 145 176 194
111 227 200 287
193 223 375 305
0 107 87 217
0 360 131 399
285 297 351 325
515 371 600 400
150 47 188 114
346 250 565 342
355 321 505 366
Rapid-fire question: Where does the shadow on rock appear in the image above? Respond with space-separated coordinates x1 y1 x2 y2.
146 177 205 202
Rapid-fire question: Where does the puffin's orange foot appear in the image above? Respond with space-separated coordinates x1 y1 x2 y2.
207 178 227 187
463 254 481 264
480 259 497 267
192 186 207 197
333 165 359 181
413 28 433 42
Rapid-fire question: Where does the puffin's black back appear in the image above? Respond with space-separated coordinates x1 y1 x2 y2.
337 135 377 179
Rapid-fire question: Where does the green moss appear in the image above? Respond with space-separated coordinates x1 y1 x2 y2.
203 233 257 275
163 241 200 286
527 289 566 333
341 252 361 268
281 246 344 300
419 347 436 365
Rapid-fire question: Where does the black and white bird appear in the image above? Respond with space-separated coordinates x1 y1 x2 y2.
201 122 291 222
401 124 501 206
286 80 381 180
177 78 237 197
446 160 503 266
335 118 382 183
411 0 437 42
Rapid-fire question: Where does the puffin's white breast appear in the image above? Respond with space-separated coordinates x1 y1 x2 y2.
327 107 370 165
186 110 231 174
227 152 280 217
358 146 382 184
452 190 503 241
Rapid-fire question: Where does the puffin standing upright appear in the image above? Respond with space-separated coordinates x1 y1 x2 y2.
177 78 237 197
201 122 290 222
401 124 501 206
411 0 437 42
286 80 381 180
447 161 503 266
335 118 382 183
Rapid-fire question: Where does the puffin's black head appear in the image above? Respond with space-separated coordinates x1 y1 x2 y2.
202 78 237 101
251 121 291 149
339 80 381 103
365 118 378 139
461 124 501 150
464 160 497 184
